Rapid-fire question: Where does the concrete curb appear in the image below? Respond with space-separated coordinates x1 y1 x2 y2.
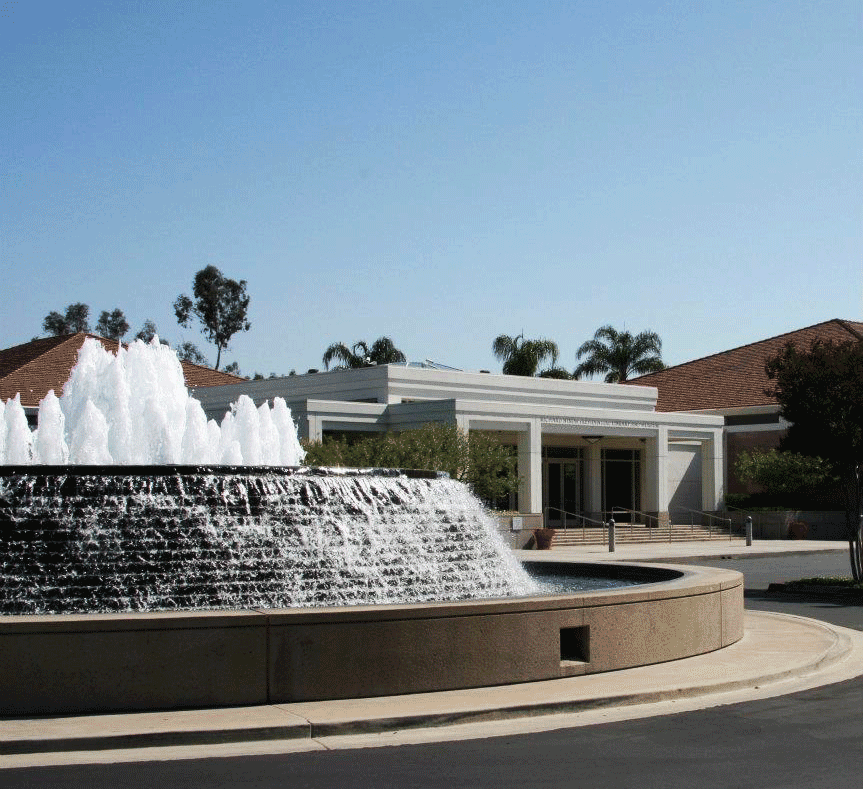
2 610 861 759
299 612 857 738
0 721 313 756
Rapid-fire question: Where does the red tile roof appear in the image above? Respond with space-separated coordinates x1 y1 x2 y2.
626 319 863 412
0 334 244 408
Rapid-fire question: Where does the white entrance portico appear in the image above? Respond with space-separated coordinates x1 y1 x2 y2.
462 408 722 525
193 364 724 525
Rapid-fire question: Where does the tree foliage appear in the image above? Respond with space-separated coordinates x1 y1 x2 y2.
574 326 665 382
133 319 171 347
302 423 518 506
174 266 250 370
765 339 863 579
492 333 560 377
135 319 159 343
42 303 91 335
538 366 572 380
322 337 406 370
176 341 208 365
95 308 130 340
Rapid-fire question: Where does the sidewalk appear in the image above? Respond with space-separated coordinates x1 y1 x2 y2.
516 538 847 564
2 539 860 768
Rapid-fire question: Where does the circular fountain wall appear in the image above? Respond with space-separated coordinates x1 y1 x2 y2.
0 554 742 714
0 561 742 714
0 462 743 716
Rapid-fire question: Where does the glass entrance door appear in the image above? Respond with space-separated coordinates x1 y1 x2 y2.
544 453 583 524
602 449 641 521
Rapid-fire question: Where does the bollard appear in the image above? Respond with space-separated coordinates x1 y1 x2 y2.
745 515 753 547
608 518 615 552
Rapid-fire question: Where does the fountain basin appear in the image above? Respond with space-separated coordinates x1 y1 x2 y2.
0 561 743 715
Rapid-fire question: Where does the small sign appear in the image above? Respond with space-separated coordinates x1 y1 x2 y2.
511 516 523 531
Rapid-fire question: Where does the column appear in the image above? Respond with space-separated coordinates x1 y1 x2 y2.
517 419 542 515
701 430 724 511
644 426 669 526
305 414 322 442
585 442 603 519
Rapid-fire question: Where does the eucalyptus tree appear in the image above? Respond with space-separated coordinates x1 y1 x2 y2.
95 309 130 340
574 326 665 382
322 337 406 370
176 341 208 365
492 333 560 377
42 303 91 335
135 319 159 343
174 266 250 370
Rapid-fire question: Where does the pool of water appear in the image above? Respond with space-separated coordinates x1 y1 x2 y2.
523 561 668 595
529 572 641 594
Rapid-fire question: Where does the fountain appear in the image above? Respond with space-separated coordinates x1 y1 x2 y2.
0 338 744 716
0 338 535 614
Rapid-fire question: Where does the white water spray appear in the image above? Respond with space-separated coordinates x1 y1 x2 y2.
0 337 305 466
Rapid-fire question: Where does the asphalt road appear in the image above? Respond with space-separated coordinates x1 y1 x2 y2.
3 551 861 789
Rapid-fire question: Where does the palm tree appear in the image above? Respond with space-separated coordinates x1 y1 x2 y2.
573 325 665 382
322 336 407 370
538 366 572 380
492 333 560 377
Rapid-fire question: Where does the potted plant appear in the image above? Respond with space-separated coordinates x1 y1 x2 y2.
789 519 809 539
533 527 556 550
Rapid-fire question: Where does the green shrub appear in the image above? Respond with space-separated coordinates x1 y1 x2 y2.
734 449 837 498
302 423 518 507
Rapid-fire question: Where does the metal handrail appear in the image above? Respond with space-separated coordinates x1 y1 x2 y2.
724 504 750 513
543 506 606 528
608 507 667 542
723 503 757 524
543 506 607 544
721 505 768 537
609 507 662 528
669 507 734 539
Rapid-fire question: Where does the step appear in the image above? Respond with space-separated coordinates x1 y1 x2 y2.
550 527 742 546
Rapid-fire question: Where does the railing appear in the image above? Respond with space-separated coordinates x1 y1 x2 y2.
543 506 608 543
541 505 737 546
723 504 756 533
723 504 776 539
670 507 734 540
609 507 664 531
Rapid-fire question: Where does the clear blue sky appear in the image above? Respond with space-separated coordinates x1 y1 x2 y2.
2 1 861 377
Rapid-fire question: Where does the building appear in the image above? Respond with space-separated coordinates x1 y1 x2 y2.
9 319 859 532
625 318 863 496
193 364 724 526
0 333 243 425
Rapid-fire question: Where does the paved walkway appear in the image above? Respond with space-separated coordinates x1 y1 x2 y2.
2 539 859 767
516 537 847 564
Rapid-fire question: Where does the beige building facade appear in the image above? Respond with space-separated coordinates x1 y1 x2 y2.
194 364 724 525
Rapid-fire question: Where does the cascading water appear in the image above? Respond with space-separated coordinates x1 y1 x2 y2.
0 467 535 614
0 338 537 613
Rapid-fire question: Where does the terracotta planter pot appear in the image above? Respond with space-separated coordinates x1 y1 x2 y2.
789 520 809 540
533 528 556 550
